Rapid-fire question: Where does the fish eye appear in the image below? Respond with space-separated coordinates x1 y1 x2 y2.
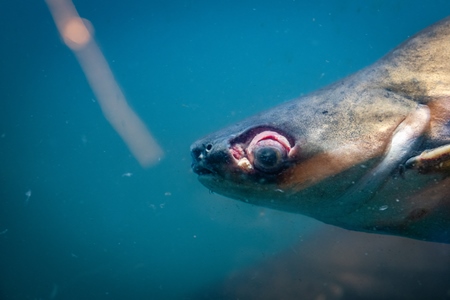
252 145 286 173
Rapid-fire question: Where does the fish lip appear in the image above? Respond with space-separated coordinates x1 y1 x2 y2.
191 162 215 175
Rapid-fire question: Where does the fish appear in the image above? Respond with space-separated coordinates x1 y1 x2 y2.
190 17 450 244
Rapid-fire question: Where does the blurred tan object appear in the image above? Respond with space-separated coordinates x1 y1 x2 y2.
46 0 163 168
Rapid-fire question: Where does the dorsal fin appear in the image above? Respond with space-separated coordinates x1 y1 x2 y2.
376 17 450 103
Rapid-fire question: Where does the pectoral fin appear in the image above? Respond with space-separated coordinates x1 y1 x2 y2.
341 104 431 213
405 144 450 174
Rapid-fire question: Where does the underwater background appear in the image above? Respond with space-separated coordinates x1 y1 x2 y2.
1 0 450 299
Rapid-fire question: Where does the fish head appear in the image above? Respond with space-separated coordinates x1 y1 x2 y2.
190 88 409 214
191 123 301 204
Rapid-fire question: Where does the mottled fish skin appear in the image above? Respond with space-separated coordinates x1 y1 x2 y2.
191 17 450 243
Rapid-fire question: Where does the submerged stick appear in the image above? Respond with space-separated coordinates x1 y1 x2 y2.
46 0 164 167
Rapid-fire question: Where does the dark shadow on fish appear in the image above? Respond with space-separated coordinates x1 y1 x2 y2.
191 226 450 299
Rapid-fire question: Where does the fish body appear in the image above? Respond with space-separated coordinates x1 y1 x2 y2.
191 17 450 243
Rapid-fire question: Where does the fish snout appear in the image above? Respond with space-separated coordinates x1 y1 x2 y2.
190 141 230 176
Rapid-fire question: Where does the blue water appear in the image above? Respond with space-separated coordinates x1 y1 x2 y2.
1 1 450 299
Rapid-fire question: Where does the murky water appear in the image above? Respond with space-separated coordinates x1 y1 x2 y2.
1 1 449 299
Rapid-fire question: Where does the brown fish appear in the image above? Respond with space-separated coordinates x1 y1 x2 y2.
191 17 450 243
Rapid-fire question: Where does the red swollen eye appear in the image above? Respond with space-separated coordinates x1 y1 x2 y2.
247 131 291 173
252 140 287 172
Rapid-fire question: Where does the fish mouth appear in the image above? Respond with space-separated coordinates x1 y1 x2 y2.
190 137 233 178
191 162 214 176
190 147 219 176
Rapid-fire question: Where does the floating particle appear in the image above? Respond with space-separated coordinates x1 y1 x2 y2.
379 205 388 211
